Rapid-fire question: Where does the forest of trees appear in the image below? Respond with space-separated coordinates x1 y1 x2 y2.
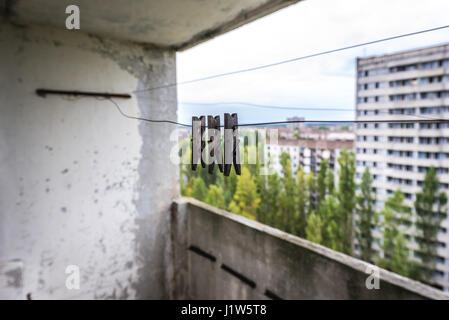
180 142 448 287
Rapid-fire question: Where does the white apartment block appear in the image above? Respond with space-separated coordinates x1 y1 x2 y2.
355 43 449 291
265 138 353 177
265 139 301 175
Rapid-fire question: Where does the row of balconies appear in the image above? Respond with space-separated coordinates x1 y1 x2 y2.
357 81 449 97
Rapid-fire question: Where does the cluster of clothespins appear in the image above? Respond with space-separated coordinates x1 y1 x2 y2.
191 113 241 176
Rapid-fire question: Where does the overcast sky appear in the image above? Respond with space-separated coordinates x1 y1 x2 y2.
176 0 449 125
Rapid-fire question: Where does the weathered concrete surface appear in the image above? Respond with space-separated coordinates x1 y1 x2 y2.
0 260 23 299
1 0 302 50
172 198 449 300
0 21 178 299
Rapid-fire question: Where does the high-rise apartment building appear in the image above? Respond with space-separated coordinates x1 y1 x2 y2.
355 43 449 291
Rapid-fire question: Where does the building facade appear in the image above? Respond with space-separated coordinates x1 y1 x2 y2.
355 43 449 291
265 137 353 177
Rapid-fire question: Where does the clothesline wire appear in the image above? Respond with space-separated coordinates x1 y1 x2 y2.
108 98 449 128
132 24 449 94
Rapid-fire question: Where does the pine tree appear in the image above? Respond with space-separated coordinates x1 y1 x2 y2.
380 190 412 277
228 167 260 220
205 184 225 210
337 148 356 255
414 166 448 281
356 167 377 262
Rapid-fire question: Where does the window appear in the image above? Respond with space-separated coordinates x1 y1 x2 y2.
420 91 449 99
389 93 417 101
420 106 449 114
420 61 439 69
418 166 449 174
419 137 449 144
388 150 413 158
388 136 414 143
388 123 414 129
390 64 417 73
389 108 416 115
387 176 413 185
388 163 413 172
418 152 449 159
420 122 449 129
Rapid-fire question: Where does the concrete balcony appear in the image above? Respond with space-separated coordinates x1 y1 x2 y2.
170 197 449 300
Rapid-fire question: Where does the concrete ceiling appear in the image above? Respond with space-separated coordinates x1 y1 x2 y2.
2 0 300 50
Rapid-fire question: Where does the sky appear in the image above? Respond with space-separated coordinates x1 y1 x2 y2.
176 0 449 125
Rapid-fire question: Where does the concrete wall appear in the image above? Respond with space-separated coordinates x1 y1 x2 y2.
171 197 449 300
0 21 178 299
3 0 302 50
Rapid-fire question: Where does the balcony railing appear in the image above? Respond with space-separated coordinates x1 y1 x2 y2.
170 197 449 300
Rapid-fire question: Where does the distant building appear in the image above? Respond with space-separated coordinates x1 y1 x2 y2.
355 43 449 291
265 138 353 177
299 127 355 141
286 116 305 129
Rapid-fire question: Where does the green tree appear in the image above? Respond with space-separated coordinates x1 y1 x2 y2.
326 168 335 195
205 184 225 209
279 152 297 233
414 167 448 281
266 173 282 227
319 194 342 251
306 171 317 215
296 166 308 237
356 167 377 262
222 167 238 208
254 152 270 224
255 173 268 224
191 177 208 202
306 211 323 244
336 148 356 255
228 167 260 220
380 190 413 277
317 159 329 206
390 232 411 277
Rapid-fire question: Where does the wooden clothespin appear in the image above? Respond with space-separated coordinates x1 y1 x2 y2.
224 113 241 176
191 116 206 170
208 115 223 174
